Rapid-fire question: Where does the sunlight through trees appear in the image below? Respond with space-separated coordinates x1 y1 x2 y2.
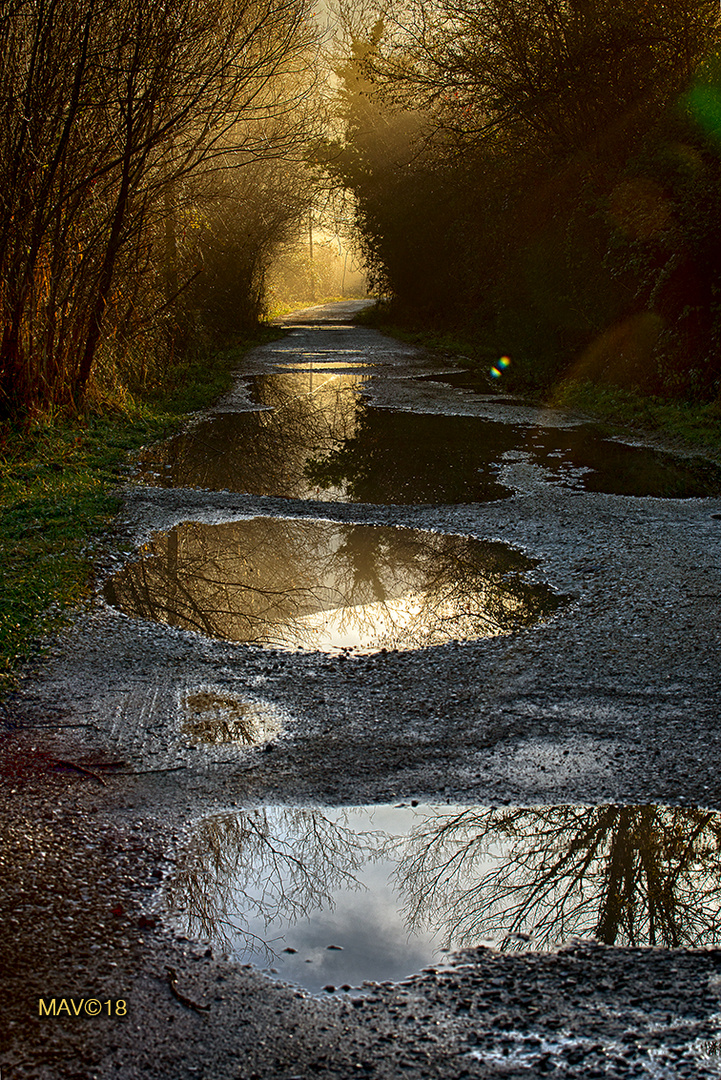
0 0 324 416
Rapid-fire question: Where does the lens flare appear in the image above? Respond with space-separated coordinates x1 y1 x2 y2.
490 356 511 378
682 58 721 145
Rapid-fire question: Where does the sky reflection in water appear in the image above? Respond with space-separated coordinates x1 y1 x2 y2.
103 518 565 651
166 802 721 993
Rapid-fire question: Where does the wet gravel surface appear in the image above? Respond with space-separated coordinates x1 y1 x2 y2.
2 300 721 1078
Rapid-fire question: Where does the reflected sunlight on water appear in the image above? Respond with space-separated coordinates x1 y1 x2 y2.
104 518 566 651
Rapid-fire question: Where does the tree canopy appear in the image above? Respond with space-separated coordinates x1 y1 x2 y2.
0 0 323 417
326 0 721 399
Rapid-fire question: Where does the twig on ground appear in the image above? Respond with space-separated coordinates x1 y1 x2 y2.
49 757 108 785
166 967 210 1013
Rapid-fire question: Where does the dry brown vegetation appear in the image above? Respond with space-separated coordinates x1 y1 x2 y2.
0 0 324 418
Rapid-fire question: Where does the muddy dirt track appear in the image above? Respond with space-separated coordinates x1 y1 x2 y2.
2 300 721 1078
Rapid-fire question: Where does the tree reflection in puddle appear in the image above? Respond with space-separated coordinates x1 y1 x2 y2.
182 691 281 745
135 365 721 501
396 804 721 950
134 370 515 503
166 803 721 993
103 518 565 651
135 371 368 501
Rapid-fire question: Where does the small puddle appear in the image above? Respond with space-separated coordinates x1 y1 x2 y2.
135 369 721 501
275 360 371 370
165 802 721 994
103 518 565 651
182 691 281 746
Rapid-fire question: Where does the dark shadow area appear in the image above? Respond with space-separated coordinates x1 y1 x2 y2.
304 407 516 504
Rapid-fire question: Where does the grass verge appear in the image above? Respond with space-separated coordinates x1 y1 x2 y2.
0 328 283 695
549 380 721 456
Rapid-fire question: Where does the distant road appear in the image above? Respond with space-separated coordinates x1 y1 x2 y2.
271 298 374 324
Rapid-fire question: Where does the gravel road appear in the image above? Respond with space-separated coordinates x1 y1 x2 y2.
2 300 721 1079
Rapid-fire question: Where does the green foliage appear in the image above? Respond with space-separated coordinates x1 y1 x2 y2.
552 379 721 454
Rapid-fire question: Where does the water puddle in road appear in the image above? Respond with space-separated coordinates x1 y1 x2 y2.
182 691 281 746
166 802 721 993
275 360 371 370
136 371 369 502
135 370 721 501
103 518 565 651
426 373 721 497
525 423 721 498
135 371 514 503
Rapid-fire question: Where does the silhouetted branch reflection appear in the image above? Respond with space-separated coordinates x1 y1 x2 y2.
104 518 565 650
165 803 721 988
392 805 721 950
166 807 384 959
135 371 367 500
136 368 721 503
304 407 516 504
137 369 521 504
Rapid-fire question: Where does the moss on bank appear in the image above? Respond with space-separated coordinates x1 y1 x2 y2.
0 329 283 694
548 381 721 457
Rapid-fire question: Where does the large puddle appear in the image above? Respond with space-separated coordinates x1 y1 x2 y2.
166 802 721 993
135 370 721 501
135 370 513 504
103 518 565 651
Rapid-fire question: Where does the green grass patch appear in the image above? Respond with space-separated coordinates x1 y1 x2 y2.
0 328 283 694
551 380 721 457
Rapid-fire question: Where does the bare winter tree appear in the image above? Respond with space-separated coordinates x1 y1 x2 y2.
0 0 322 417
